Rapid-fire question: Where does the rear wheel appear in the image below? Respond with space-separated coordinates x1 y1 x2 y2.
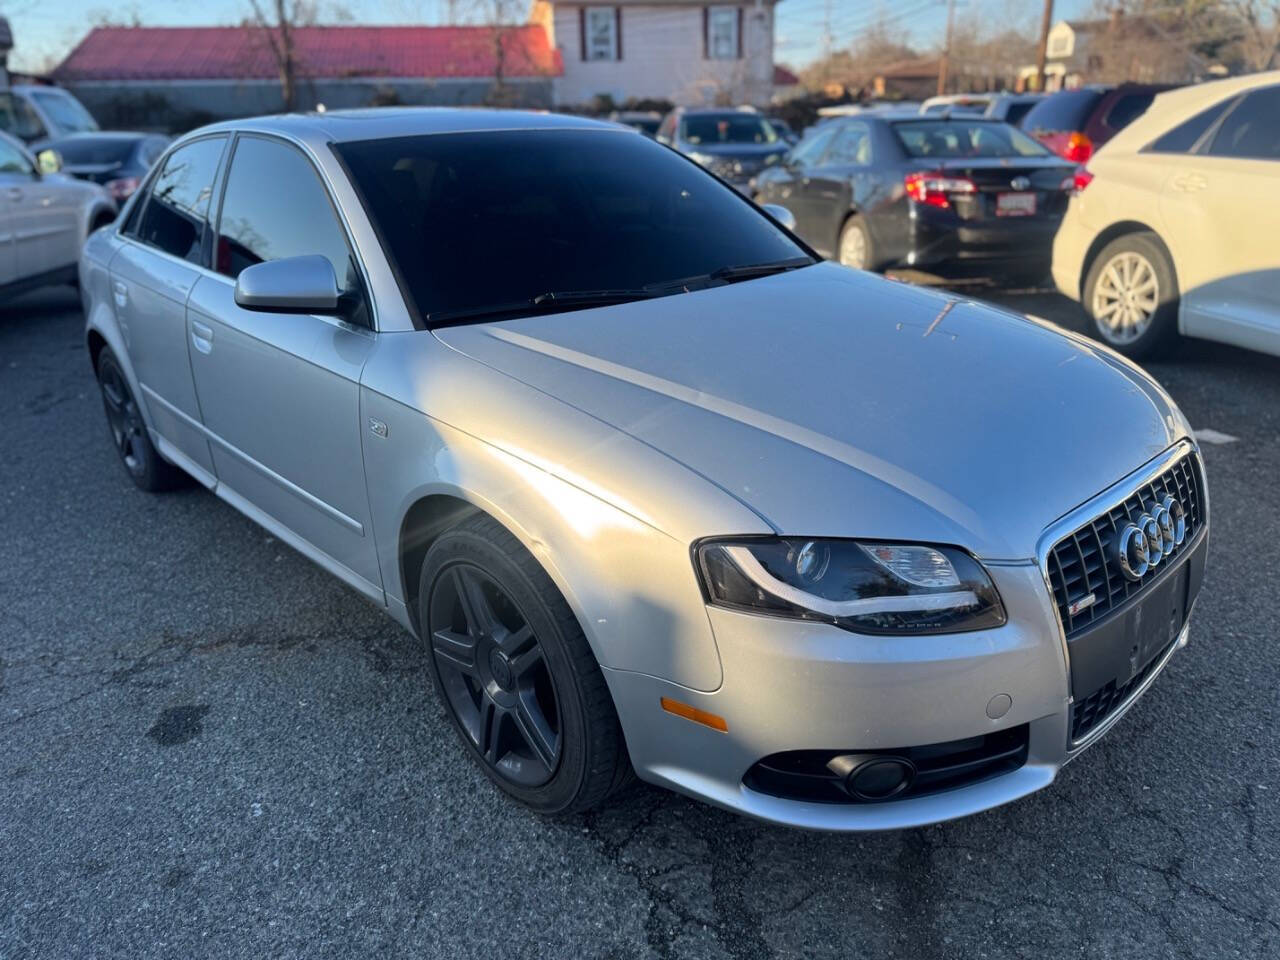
1083 232 1179 359
95 347 185 491
419 514 630 814
837 214 875 271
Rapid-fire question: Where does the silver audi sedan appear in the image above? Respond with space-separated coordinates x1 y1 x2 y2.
80 110 1209 830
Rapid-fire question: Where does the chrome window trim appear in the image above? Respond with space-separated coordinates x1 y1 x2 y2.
1034 438 1208 741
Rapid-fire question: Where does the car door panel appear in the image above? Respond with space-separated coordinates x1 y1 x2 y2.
1160 87 1280 354
110 242 216 473
186 276 380 587
108 135 228 475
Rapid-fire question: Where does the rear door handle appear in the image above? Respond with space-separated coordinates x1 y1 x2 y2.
1171 173 1208 193
190 319 214 354
5 187 22 201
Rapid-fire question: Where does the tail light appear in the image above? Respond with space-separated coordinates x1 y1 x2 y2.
904 171 976 209
1072 169 1094 192
104 177 141 200
1063 132 1093 164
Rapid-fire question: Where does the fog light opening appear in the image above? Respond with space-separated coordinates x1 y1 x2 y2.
827 754 917 802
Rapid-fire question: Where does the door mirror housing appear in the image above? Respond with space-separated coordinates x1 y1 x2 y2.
233 255 345 315
761 203 797 232
35 148 62 176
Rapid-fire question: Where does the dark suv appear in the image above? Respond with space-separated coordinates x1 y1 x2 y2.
1020 83 1177 162
656 107 789 192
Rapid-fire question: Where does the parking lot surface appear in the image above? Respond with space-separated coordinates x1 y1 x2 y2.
2 283 1278 959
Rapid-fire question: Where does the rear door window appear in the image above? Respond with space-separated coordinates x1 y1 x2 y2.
821 123 871 166
893 121 1049 158
135 136 227 263
1146 97 1235 153
1206 86 1280 160
1103 92 1156 132
1020 89 1105 134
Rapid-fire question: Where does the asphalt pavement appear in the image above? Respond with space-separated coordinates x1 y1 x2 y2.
2 283 1278 959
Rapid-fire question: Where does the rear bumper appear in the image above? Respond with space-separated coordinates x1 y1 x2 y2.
897 205 1062 273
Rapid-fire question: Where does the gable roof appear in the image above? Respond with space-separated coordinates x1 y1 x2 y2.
53 25 563 83
773 65 800 86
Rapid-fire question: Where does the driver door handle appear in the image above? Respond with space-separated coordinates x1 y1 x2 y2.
5 187 22 201
190 319 214 354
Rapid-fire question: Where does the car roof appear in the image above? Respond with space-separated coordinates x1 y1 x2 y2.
189 108 630 145
1095 69 1280 155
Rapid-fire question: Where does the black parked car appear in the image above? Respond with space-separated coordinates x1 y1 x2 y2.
656 107 789 193
753 113 1076 281
43 132 169 202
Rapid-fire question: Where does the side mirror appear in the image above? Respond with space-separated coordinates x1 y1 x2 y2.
762 203 797 231
234 255 343 315
35 148 63 175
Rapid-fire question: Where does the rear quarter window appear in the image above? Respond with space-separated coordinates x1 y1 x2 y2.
1021 89 1105 133
1145 97 1235 154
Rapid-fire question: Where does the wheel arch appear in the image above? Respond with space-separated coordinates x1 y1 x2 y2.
397 492 482 635
1079 220 1176 301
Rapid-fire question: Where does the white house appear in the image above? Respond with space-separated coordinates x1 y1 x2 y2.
531 0 779 107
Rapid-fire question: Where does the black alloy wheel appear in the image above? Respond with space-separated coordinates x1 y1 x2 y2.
428 562 562 787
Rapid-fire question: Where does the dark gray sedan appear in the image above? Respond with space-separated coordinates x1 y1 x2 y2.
754 113 1076 282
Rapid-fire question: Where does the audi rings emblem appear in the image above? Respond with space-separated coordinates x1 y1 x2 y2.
1116 497 1187 582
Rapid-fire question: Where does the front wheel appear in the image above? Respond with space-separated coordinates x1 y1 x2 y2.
1083 232 1179 359
419 514 631 814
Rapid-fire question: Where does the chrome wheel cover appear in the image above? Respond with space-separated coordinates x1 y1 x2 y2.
839 223 868 270
1092 251 1159 345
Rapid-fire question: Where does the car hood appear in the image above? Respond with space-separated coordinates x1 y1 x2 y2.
433 264 1189 559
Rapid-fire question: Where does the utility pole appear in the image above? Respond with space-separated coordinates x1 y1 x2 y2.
1034 0 1054 92
821 0 833 87
938 0 956 96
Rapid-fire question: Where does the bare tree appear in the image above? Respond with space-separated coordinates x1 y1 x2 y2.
246 0 303 111
1225 0 1280 69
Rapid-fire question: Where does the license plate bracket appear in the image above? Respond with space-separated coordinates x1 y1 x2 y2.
996 192 1037 217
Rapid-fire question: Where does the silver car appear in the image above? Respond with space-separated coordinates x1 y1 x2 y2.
1 130 115 298
80 110 1209 830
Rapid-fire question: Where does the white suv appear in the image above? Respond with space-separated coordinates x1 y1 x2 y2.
1052 71 1280 359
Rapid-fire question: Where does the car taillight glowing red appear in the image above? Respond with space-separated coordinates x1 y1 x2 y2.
1073 169 1094 192
903 171 976 209
1064 132 1093 164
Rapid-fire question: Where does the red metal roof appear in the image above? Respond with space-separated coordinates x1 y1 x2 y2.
773 65 800 86
54 25 563 82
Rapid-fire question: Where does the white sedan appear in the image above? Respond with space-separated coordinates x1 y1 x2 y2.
0 130 116 300
1052 71 1280 358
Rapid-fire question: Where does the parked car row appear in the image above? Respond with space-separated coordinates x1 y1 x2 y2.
745 72 1279 359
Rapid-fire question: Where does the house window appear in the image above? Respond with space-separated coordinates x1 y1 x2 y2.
583 7 620 61
706 6 740 60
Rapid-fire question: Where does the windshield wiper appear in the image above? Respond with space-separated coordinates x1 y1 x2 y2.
643 257 815 295
427 289 653 328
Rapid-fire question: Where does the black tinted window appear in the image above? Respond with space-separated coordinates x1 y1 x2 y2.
216 137 361 293
136 137 225 262
1208 86 1280 159
1103 93 1155 131
335 130 808 323
893 120 1049 158
1021 89 1105 133
1004 101 1035 126
1147 97 1234 153
52 137 139 165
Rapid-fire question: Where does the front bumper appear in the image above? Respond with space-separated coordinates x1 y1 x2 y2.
604 541 1201 831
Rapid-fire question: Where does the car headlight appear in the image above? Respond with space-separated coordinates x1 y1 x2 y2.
695 538 1006 635
688 151 715 167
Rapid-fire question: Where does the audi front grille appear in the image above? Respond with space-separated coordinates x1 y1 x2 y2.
1046 453 1205 639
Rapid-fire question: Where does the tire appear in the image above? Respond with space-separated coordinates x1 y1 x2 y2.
95 347 186 492
418 513 631 814
837 214 876 271
1083 232 1179 360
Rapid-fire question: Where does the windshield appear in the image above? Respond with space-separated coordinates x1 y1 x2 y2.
51 137 137 165
30 91 99 134
680 113 778 145
336 129 809 326
893 120 1050 158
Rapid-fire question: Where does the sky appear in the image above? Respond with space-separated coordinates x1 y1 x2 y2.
3 0 1096 74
